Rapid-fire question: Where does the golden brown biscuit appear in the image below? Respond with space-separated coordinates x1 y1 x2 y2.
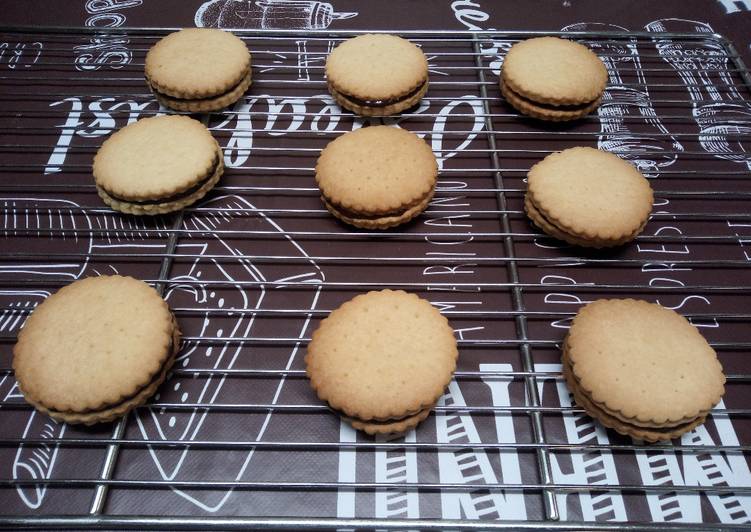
145 28 251 112
13 276 180 425
305 289 457 430
326 34 429 116
315 126 437 229
525 147 653 247
93 115 223 215
500 36 607 121
561 299 725 440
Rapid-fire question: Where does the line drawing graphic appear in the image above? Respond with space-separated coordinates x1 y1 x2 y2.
436 378 526 520
646 18 751 170
374 431 420 518
336 406 420 519
335 411 421 518
1 197 93 509
534 364 751 524
292 40 335 81
634 399 751 524
2 194 322 512
0 197 92 280
335 369 526 520
0 41 43 69
335 421 357 518
12 413 66 510
195 0 357 30
133 194 324 512
562 22 683 177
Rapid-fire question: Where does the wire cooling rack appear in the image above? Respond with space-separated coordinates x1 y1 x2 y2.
0 26 750 530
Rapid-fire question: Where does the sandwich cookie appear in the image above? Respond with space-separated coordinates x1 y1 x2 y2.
13 275 180 425
326 34 429 116
525 147 653 247
315 125 438 229
564 299 725 442
500 36 607 121
93 115 223 215
145 28 251 112
305 290 458 435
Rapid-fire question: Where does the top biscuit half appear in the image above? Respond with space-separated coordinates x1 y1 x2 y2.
305 289 458 421
145 28 250 103
502 36 608 106
326 34 428 107
566 299 725 425
315 125 438 215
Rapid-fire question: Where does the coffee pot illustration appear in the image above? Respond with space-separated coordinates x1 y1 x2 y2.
646 19 751 171
195 0 357 30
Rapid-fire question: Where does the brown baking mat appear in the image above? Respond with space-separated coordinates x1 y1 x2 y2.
0 26 750 529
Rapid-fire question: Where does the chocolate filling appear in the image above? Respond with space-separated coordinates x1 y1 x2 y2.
148 70 249 103
104 157 219 206
504 81 597 112
334 79 427 107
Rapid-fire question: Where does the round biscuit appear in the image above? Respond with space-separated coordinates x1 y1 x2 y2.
566 299 725 426
326 34 428 104
501 36 607 105
315 125 438 215
145 28 250 99
305 289 458 421
93 115 220 202
96 154 224 215
13 276 177 415
526 147 653 243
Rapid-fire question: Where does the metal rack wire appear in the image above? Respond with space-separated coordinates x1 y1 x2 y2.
0 27 750 529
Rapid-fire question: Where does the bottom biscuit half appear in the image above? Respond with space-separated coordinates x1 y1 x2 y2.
330 80 428 117
500 79 601 122
525 195 646 248
561 356 705 442
343 406 433 436
98 154 224 215
27 320 181 425
323 190 434 230
152 70 252 113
